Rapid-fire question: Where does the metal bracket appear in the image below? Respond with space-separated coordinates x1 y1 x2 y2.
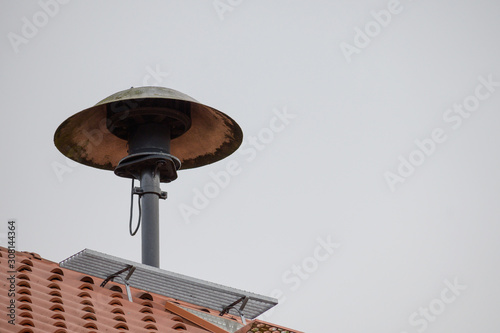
133 187 168 200
114 152 181 183
219 296 249 325
100 265 136 302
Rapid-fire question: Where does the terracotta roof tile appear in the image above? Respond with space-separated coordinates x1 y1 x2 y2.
0 247 302 333
234 320 304 333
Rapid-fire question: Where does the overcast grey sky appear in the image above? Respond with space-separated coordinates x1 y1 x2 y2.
2 1 500 332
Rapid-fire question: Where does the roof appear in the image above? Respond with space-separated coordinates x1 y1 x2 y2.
0 246 303 333
59 248 277 319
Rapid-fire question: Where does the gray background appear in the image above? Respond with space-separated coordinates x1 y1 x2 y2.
2 1 500 332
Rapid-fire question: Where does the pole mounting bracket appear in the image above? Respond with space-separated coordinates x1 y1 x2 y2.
133 187 168 200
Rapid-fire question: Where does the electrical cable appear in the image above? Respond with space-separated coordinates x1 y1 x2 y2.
129 178 142 236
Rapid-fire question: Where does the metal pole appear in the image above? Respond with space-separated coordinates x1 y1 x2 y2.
140 165 161 267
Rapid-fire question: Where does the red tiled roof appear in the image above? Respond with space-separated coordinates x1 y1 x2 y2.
0 247 302 333
235 320 304 333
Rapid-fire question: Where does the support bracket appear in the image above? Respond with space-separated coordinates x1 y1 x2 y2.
133 186 168 200
100 265 136 302
219 296 249 325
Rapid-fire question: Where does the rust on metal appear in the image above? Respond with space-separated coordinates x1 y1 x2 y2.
54 86 243 170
